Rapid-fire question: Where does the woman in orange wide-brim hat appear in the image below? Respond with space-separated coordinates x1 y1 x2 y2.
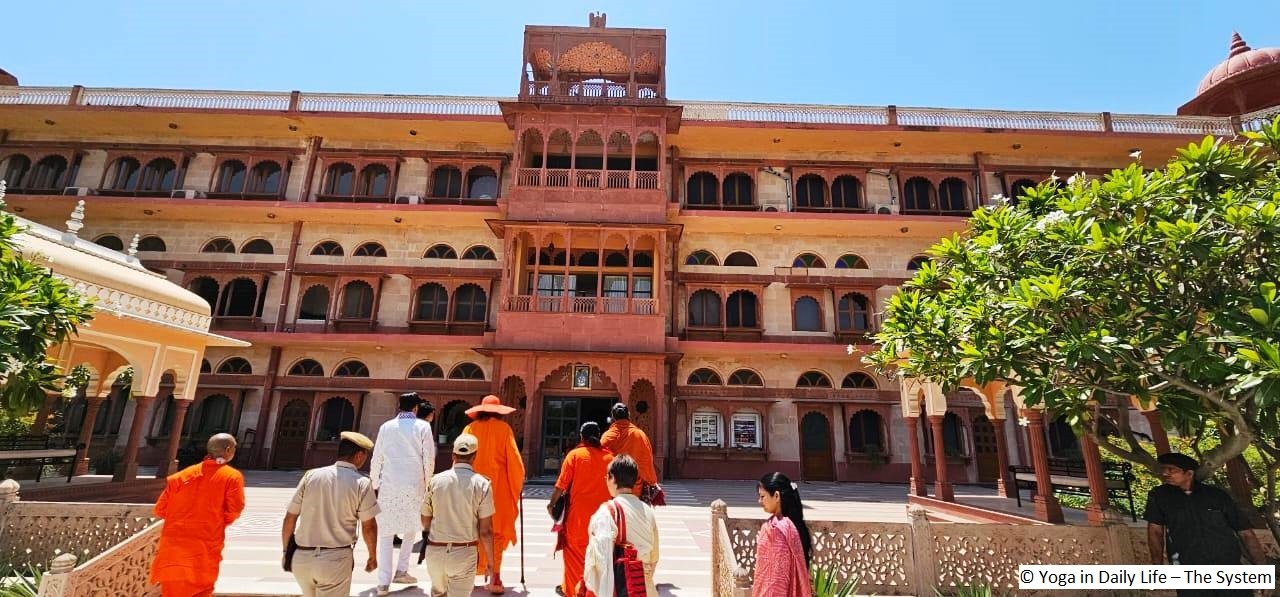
462 395 524 594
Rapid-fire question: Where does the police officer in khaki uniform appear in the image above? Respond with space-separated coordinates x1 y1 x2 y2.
282 431 381 597
421 433 496 597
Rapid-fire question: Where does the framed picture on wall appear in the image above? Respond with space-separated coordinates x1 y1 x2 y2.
572 364 591 390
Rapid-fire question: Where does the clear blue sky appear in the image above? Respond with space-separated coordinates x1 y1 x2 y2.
5 1 1275 114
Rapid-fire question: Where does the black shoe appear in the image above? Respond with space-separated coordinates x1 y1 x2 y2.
392 535 403 547
555 585 565 596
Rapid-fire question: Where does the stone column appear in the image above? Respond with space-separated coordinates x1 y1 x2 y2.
1023 409 1064 523
992 417 1012 498
1141 410 1171 455
905 416 927 496
156 399 192 478
927 414 954 501
31 392 60 434
1080 432 1109 524
72 397 107 476
115 395 156 481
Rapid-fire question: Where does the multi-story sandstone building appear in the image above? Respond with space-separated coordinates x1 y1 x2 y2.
1 17 1277 483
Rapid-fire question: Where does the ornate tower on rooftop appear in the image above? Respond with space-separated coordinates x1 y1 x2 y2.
1179 32 1280 116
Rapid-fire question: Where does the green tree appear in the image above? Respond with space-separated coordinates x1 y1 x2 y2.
867 118 1280 543
0 181 95 419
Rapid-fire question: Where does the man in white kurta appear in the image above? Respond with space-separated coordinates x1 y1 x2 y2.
370 392 436 594
583 455 659 597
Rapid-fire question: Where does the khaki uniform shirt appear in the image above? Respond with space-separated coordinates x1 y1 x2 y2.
421 463 495 543
287 461 380 548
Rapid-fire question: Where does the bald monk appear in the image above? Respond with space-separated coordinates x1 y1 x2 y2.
601 403 659 493
546 422 613 597
150 433 246 597
462 395 525 595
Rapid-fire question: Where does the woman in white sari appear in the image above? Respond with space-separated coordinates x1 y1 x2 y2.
581 455 659 597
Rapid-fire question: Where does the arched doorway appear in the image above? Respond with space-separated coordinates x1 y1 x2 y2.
273 399 311 469
536 364 618 475
972 415 1000 483
800 411 834 481
437 400 473 470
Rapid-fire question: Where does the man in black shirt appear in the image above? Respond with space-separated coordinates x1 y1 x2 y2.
1144 453 1266 595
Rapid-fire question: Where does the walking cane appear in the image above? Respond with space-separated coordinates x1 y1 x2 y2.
519 486 526 589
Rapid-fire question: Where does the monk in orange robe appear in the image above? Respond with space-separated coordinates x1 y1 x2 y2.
463 394 526 595
547 422 613 596
149 433 246 597
601 402 658 492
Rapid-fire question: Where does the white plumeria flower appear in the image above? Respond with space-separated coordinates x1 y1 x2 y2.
845 344 855 356
1034 210 1069 232
61 385 77 398
1018 416 1030 427
989 193 1007 205
1129 149 1143 160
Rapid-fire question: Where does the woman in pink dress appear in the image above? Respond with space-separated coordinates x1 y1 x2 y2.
751 472 813 597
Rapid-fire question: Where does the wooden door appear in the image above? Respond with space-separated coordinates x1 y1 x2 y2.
541 397 580 475
272 399 311 469
972 415 999 483
800 411 834 481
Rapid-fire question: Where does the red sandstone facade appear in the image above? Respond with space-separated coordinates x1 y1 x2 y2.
1 18 1277 482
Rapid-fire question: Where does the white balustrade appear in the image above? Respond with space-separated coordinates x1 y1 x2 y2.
297 93 501 115
0 86 72 105
1110 114 1233 135
79 88 290 110
898 107 1105 131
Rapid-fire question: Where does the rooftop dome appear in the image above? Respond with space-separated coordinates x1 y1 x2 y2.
1197 32 1280 95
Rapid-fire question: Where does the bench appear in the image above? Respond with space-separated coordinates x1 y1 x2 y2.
0 435 83 482
1009 458 1137 521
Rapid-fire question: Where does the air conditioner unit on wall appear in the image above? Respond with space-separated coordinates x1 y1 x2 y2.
170 189 204 199
62 186 92 196
873 202 899 215
395 195 421 205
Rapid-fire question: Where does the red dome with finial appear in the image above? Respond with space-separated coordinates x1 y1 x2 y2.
1197 32 1280 94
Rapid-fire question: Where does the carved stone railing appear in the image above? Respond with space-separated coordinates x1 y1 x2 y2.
0 86 73 105
899 107 1105 131
0 501 157 570
297 93 502 115
79 88 290 110
1110 114 1233 136
681 101 889 125
504 295 659 316
709 502 1280 596
1241 105 1280 131
37 522 163 597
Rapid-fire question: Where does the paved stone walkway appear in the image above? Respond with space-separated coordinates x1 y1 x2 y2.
214 472 929 596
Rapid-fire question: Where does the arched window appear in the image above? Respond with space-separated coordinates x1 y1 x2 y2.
685 250 718 266
793 253 825 268
726 290 758 328
687 290 721 327
414 283 448 321
106 157 141 191
407 361 444 379
1048 415 1080 458
903 177 934 211
220 278 258 317
298 286 330 320
216 357 252 375
339 281 374 319
449 363 484 380
334 360 370 377
632 252 654 268
603 251 628 267
248 161 283 194
686 172 718 206
136 236 167 252
94 235 125 251
323 163 355 195
310 241 343 256
924 412 966 456
27 155 69 190
462 245 496 260
795 174 826 208
723 252 757 267
793 296 822 331
357 164 391 197
831 175 862 209
453 284 487 323
353 242 387 257
848 410 884 452
241 239 274 254
797 371 832 388
215 160 247 193
438 400 472 448
194 395 232 436
200 359 212 374
1010 178 1036 201
728 369 764 386
466 166 499 199
315 397 355 441
288 359 324 376
907 256 931 271
202 238 236 253
835 254 868 269
431 166 463 198
938 178 968 211
722 173 754 206
841 372 877 389
424 244 458 259
687 368 722 385
837 293 871 331
138 158 178 192
3 154 30 187
187 277 219 310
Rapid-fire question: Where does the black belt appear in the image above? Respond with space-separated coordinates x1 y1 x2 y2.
427 540 477 548
294 545 352 551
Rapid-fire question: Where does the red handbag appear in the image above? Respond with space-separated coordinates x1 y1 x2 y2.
578 500 647 597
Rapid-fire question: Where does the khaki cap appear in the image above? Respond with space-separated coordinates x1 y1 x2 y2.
339 431 374 450
453 433 479 455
